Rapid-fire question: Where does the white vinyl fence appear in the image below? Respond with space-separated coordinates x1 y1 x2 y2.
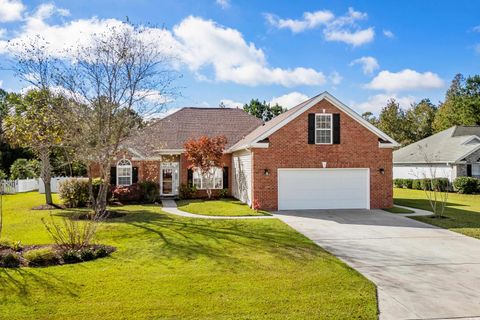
39 177 75 194
1 178 39 194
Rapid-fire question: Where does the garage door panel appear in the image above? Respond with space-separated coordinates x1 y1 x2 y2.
278 169 369 210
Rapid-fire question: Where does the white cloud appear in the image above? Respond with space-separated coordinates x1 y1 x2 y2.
0 0 25 22
350 56 379 74
172 16 326 86
366 69 444 92
329 71 342 85
269 91 309 109
353 94 416 114
383 29 394 38
215 0 230 9
266 7 374 46
1 14 326 87
220 99 243 108
472 25 480 33
0 28 6 39
264 10 334 33
0 80 3 88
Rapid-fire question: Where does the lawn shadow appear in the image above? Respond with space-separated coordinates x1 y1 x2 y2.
0 266 79 303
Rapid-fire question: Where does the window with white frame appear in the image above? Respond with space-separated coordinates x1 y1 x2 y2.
117 159 132 186
193 167 223 190
473 163 480 177
315 114 332 144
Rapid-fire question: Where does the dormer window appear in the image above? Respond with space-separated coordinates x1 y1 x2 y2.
315 114 332 144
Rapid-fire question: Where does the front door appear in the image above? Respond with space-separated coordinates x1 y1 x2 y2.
161 163 179 195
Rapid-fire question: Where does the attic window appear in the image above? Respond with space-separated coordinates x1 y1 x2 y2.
315 114 332 144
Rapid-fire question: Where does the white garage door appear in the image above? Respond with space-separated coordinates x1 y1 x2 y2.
278 168 370 210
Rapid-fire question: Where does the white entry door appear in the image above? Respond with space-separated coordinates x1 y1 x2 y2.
277 168 370 210
161 163 179 195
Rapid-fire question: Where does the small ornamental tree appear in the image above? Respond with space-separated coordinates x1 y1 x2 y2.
184 136 227 199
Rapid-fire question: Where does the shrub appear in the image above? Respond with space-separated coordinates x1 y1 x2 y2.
80 248 96 261
218 188 228 198
411 179 421 190
431 178 450 192
453 177 479 194
393 179 403 188
24 248 59 267
0 169 7 180
0 239 22 251
112 183 142 202
139 181 160 203
62 250 82 264
95 247 109 258
403 179 414 189
0 252 21 268
179 183 197 200
9 158 40 180
58 178 90 208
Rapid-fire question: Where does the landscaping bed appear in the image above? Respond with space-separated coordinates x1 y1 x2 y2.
0 242 115 268
176 198 271 216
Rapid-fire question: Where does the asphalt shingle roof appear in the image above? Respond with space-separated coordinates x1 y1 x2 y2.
393 126 480 164
122 107 263 157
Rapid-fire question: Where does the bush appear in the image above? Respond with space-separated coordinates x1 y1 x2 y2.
0 252 21 268
403 179 413 189
80 248 96 261
112 183 142 202
58 178 90 208
9 158 40 180
218 188 228 198
24 247 59 267
393 178 403 188
431 178 450 192
139 181 160 203
62 250 82 264
0 169 7 180
179 183 197 200
453 177 479 194
94 246 109 258
0 239 22 251
411 179 421 190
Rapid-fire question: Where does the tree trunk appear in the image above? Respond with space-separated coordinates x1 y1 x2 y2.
40 149 53 205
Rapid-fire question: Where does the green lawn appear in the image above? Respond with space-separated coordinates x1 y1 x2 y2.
176 198 270 216
382 206 415 214
394 188 480 239
0 192 376 319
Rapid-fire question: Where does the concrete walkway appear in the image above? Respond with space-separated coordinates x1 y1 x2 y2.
160 199 275 220
274 209 480 320
395 205 434 217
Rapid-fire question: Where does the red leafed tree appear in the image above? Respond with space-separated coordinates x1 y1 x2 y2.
184 135 227 199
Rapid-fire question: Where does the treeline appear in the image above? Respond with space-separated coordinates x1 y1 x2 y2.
362 74 480 146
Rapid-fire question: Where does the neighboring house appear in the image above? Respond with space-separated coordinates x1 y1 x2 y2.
393 126 480 181
97 91 398 210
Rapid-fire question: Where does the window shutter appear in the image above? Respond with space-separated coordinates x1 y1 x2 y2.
132 167 138 183
223 167 229 189
187 169 193 186
110 167 116 185
467 164 472 177
332 113 340 144
308 113 315 144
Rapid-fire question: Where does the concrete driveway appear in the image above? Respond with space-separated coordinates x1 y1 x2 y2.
274 209 480 320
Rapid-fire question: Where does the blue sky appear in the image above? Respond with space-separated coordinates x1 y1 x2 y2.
0 0 479 115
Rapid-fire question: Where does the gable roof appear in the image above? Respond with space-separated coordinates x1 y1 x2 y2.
393 126 480 164
228 91 399 152
122 107 263 158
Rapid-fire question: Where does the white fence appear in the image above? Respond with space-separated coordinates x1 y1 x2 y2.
39 177 75 194
1 178 39 194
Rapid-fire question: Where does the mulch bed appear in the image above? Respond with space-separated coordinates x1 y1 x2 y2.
31 203 65 210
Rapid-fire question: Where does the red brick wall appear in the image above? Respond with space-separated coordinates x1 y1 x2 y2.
251 99 393 210
180 153 232 198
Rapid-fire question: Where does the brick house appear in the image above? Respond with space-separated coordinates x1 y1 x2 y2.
104 92 398 210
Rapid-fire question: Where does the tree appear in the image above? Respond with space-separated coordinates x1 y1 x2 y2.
55 22 179 216
433 74 480 132
243 99 286 121
361 111 378 125
9 158 40 180
3 89 63 205
184 135 227 199
404 99 437 144
377 99 408 145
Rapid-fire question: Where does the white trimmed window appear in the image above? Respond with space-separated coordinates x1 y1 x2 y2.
193 167 223 190
117 159 132 186
473 163 480 177
315 114 332 144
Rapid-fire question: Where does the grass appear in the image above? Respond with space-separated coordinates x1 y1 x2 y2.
0 192 377 319
394 188 480 239
382 206 415 214
176 198 270 216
